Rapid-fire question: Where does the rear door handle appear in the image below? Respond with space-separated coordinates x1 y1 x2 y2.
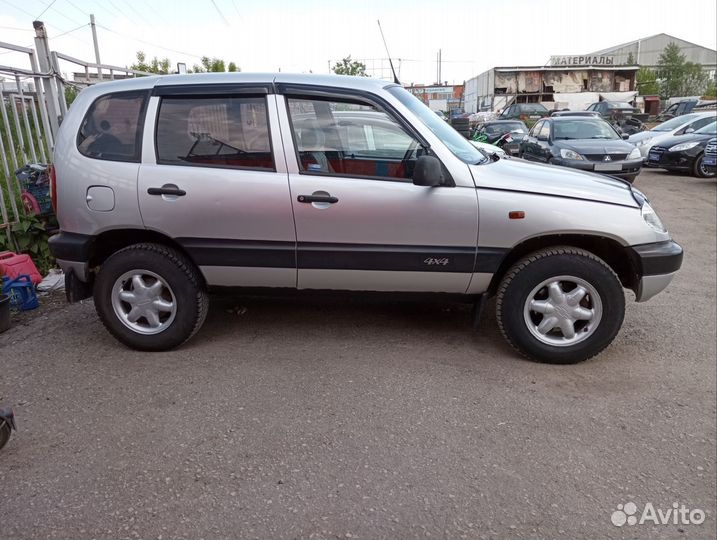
297 194 338 204
148 185 186 196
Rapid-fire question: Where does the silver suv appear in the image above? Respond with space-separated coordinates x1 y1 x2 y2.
48 74 682 364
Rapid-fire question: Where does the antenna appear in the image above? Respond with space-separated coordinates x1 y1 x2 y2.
377 19 400 85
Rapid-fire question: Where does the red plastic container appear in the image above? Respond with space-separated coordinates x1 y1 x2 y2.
0 251 42 285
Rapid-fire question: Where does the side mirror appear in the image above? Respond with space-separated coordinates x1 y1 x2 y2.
622 133 630 140
413 155 445 187
684 127 695 134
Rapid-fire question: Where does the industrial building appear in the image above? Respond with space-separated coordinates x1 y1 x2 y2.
464 33 716 114
463 62 638 113
588 33 717 75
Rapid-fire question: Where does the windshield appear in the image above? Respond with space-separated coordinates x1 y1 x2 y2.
653 113 700 132
553 119 620 140
520 103 548 113
607 102 635 110
487 122 526 135
696 121 717 135
387 86 486 164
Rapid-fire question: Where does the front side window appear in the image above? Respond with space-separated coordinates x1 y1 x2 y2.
538 122 551 139
286 97 423 180
530 121 543 137
77 90 148 162
155 96 274 171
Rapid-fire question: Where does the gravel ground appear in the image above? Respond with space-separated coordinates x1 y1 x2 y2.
0 169 714 540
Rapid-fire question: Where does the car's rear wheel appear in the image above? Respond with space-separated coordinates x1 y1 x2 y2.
496 247 625 364
94 243 208 351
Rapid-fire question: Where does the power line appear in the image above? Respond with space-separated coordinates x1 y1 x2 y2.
96 23 205 59
209 0 231 26
34 0 57 19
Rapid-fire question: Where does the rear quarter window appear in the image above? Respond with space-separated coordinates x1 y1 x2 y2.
77 90 148 162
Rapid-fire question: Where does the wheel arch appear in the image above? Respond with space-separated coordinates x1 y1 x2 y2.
88 229 202 283
488 234 639 296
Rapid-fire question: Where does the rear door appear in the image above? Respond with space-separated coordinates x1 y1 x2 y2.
276 88 479 293
137 85 296 288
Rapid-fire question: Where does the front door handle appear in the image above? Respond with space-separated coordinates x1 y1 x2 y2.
297 194 338 204
148 185 186 196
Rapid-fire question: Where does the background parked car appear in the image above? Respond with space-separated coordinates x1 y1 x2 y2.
519 116 643 182
586 101 639 122
498 103 549 126
471 120 527 156
644 121 717 177
656 99 717 121
629 112 717 158
550 110 601 118
703 138 717 175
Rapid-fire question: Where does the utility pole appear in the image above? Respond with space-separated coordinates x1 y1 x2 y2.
33 20 60 137
90 14 103 81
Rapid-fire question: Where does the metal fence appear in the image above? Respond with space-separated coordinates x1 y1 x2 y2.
0 21 152 234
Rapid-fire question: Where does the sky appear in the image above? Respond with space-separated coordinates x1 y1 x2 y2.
1 0 716 85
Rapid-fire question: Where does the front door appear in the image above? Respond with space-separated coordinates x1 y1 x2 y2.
138 87 296 287
277 92 479 293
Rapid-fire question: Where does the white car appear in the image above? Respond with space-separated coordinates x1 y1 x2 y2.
629 112 717 157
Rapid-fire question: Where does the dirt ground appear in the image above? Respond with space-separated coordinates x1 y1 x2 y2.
0 169 715 540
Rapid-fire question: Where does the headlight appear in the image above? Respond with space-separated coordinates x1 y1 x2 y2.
669 141 700 152
627 147 641 159
641 202 666 233
560 148 584 160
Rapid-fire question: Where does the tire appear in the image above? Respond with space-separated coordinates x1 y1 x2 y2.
0 422 10 450
496 247 625 364
692 154 711 178
94 243 209 351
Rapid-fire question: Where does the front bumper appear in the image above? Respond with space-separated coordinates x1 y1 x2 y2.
644 147 700 170
627 240 683 302
552 157 643 179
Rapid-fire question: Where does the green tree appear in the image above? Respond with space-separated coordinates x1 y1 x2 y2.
636 67 659 95
704 79 717 98
190 56 239 73
130 51 171 75
332 56 367 76
657 42 708 98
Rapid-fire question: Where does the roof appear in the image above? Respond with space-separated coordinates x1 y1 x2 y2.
493 66 639 72
589 33 717 56
75 72 394 98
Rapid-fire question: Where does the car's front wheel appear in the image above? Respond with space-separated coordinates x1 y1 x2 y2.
693 154 712 178
94 243 209 351
496 247 625 364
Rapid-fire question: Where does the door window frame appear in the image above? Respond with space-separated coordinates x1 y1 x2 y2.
152 88 277 173
279 85 453 185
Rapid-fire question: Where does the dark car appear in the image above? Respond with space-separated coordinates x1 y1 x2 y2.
518 116 643 182
704 138 717 175
586 101 639 122
550 110 601 117
499 103 549 126
644 121 717 177
472 120 528 155
656 99 717 121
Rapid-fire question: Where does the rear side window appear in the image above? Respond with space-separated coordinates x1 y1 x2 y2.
77 90 148 162
155 96 274 171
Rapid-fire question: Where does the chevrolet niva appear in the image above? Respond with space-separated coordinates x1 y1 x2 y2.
48 74 682 364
